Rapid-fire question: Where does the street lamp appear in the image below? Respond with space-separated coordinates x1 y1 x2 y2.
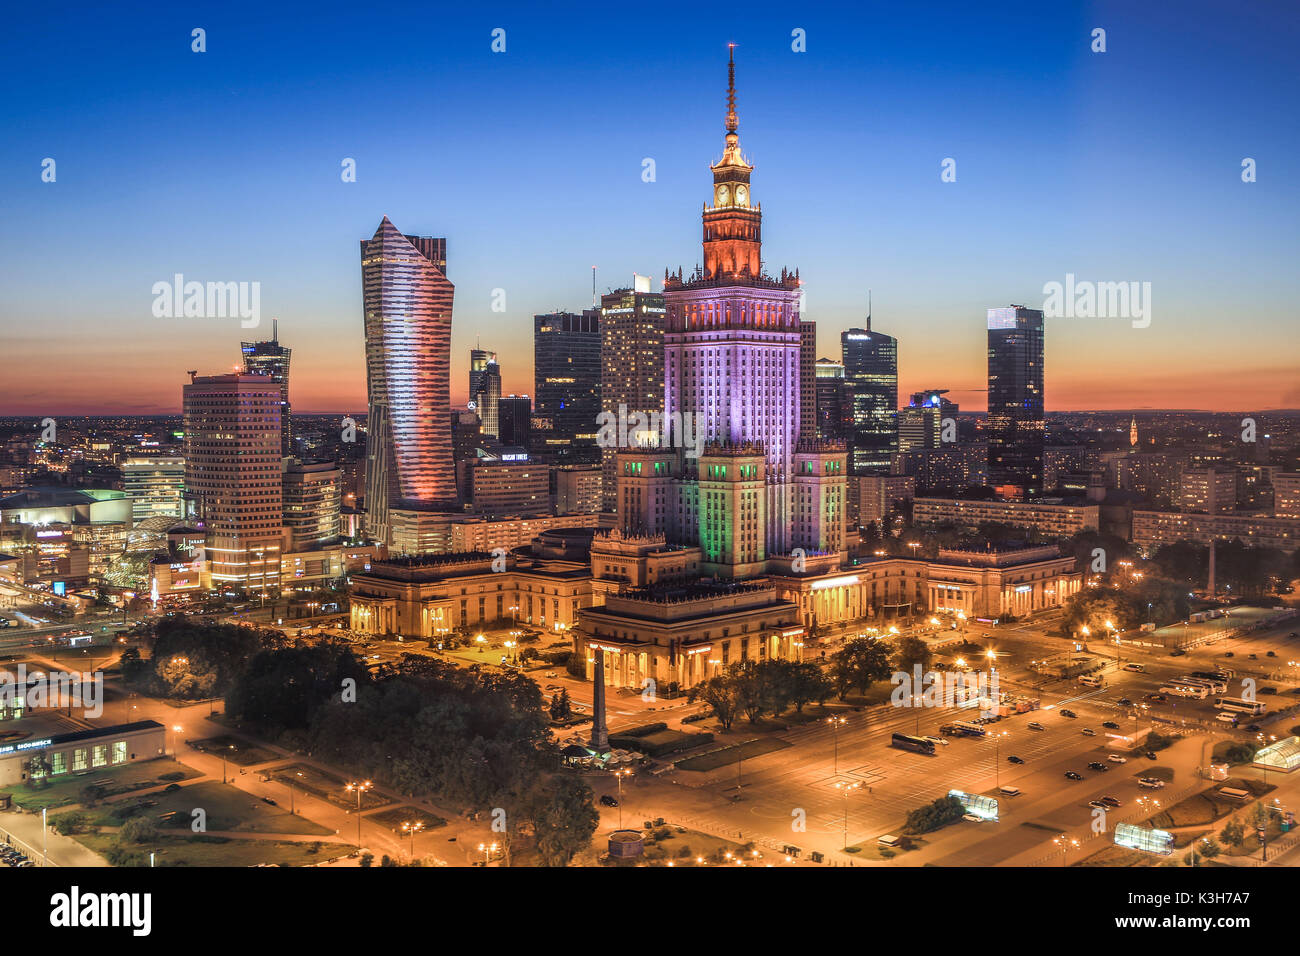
344 780 372 849
992 730 1009 788
826 716 846 774
401 820 424 860
613 768 632 829
834 780 860 850
1052 834 1079 867
477 841 499 866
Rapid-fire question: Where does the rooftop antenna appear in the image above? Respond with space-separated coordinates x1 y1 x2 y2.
272 318 278 343
866 290 872 331
592 265 597 307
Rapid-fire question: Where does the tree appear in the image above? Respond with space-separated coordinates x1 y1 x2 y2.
549 688 572 721
119 817 158 844
26 751 52 789
529 774 599 866
787 661 833 713
689 671 743 730
903 795 965 835
829 638 893 699
1199 837 1222 859
891 636 932 675
1219 821 1245 847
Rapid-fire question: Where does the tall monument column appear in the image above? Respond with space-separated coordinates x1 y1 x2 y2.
589 650 610 755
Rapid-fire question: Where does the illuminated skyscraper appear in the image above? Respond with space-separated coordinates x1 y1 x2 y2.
476 356 502 439
182 373 285 589
599 275 666 510
842 317 898 474
662 47 804 552
241 321 292 456
986 305 1045 497
360 217 456 546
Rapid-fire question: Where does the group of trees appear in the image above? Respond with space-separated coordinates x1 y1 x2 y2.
903 795 966 835
122 618 287 700
223 646 597 866
687 659 833 729
829 636 932 700
1060 579 1190 636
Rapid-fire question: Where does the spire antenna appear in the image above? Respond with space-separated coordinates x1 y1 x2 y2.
726 43 738 133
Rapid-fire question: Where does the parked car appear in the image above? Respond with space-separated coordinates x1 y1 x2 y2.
1088 800 1109 810
1107 754 1127 763
1144 751 1158 760
1081 728 1096 736
1007 755 1024 764
1064 771 1083 780
1170 648 1186 656
922 735 950 747
1116 698 1133 706
599 794 619 807
1060 709 1077 719
1138 777 1165 789
1087 761 1109 772
1027 721 1044 731
1224 651 1235 658
1102 721 1120 730
1100 795 1122 807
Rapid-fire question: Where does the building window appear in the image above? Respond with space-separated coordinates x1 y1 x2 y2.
51 751 67 775
112 741 127 764
92 744 108 768
72 748 88 772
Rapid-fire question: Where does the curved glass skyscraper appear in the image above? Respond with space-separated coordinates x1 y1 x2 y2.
361 216 455 545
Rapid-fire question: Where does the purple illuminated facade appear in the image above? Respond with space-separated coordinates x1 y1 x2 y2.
361 217 456 545
662 49 804 553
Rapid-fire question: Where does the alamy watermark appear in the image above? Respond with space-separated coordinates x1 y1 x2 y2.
151 274 261 328
0 665 103 718
596 404 704 459
890 665 999 708
1042 273 1151 329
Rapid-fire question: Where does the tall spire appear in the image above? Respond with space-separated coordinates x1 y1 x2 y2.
725 43 738 134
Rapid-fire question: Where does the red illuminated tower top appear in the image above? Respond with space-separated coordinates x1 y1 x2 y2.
703 45 762 280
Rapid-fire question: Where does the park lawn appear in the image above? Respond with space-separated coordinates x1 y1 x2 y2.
269 763 390 810
847 837 928 861
1074 844 1168 867
368 806 447 831
2 758 202 811
627 826 748 866
65 781 333 835
77 832 353 867
190 734 279 766
675 737 791 772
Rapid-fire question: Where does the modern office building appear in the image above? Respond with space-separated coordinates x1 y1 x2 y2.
898 389 956 454
842 319 898 474
814 358 851 442
498 395 532 449
986 305 1045 497
853 474 916 526
241 321 293 456
800 320 817 443
599 276 667 510
555 465 603 515
282 460 342 550
121 456 186 523
182 373 286 589
534 309 602 461
473 354 502 439
361 217 457 546
466 460 550 516
469 348 496 409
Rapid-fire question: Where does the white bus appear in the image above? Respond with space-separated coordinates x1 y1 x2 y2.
1215 697 1266 716
1159 683 1209 699
1179 676 1228 694
949 720 987 738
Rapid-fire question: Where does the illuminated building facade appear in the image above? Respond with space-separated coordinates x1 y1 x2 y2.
986 305 1045 497
241 322 292 456
122 456 186 523
361 217 456 546
182 373 285 589
842 320 898 475
599 277 666 510
282 460 342 550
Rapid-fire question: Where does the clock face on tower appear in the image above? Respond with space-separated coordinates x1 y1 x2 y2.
735 185 748 206
716 185 730 207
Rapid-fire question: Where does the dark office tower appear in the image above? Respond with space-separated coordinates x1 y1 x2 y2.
498 395 532 449
814 358 852 442
360 217 456 546
533 309 602 462
842 317 898 474
799 320 817 443
241 320 292 456
476 357 502 439
599 276 666 510
986 305 1045 498
469 348 496 408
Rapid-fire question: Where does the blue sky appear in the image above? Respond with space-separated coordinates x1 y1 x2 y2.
1 0 1297 413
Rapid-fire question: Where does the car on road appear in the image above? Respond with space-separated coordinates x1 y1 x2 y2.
1060 709 1077 719
922 735 949 746
599 794 619 807
1081 728 1096 736
1007 755 1024 764
1138 776 1165 789
1170 648 1186 656
1100 796 1122 807
1088 800 1110 810
1086 761 1109 772
1223 651 1234 658
1064 771 1083 780
1268 650 1277 657
1027 721 1044 731
1122 662 1145 672
1107 754 1127 763
1116 698 1133 706
545 671 558 678
1144 751 1158 760
1144 693 1167 702
1246 723 1261 731
260 796 277 806
962 813 984 823
1102 721 1120 730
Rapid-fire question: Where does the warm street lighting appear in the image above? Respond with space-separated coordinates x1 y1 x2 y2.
1053 834 1080 866
613 768 633 828
345 780 372 849
478 841 499 866
826 716 846 773
834 780 860 849
401 820 424 859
